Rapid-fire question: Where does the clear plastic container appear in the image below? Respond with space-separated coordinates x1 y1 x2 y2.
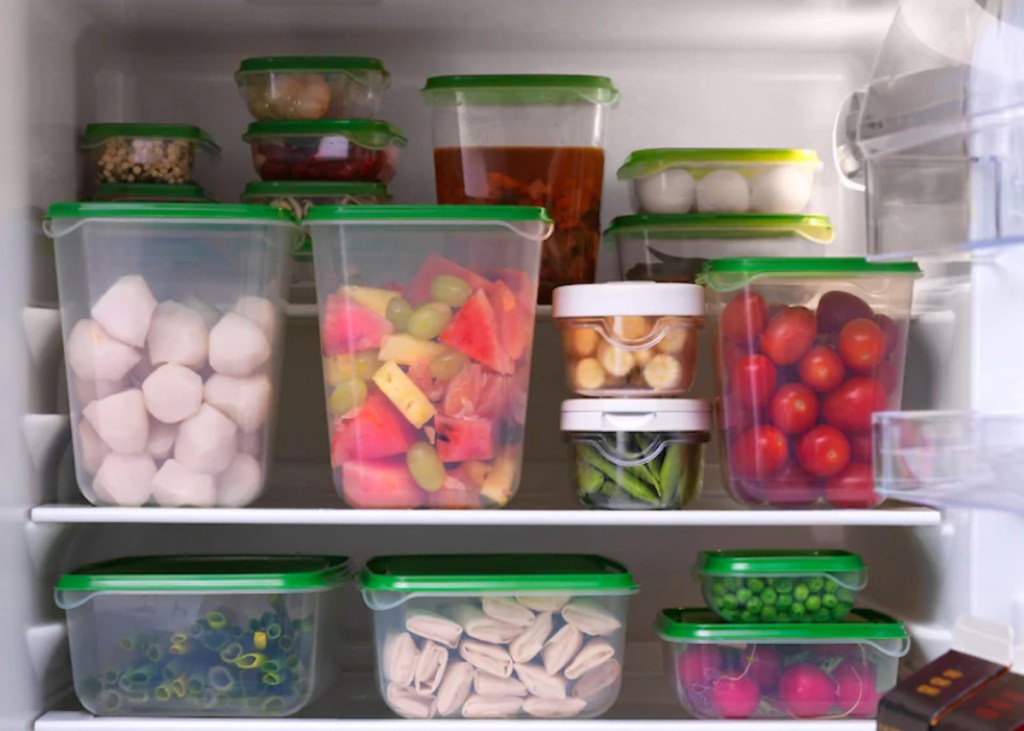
657 608 909 720
422 75 619 303
607 214 834 283
235 56 390 121
55 555 351 717
694 550 867 623
617 149 822 215
561 398 709 510
699 258 921 509
83 124 220 186
306 205 551 509
45 203 301 508
361 554 637 719
552 282 704 397
242 120 405 183
96 183 215 203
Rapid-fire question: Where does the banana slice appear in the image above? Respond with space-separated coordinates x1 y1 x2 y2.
610 316 652 340
572 358 606 391
655 323 694 354
632 347 655 367
597 342 635 377
566 327 600 358
643 354 683 390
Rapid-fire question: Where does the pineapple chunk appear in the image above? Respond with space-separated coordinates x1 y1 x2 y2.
339 285 401 317
464 451 518 506
372 361 436 428
378 334 447 366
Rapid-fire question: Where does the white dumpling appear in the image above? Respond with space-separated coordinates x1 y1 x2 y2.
66 319 141 383
203 374 271 434
92 453 156 506
217 453 264 507
750 166 813 213
208 313 271 377
636 168 696 214
151 459 217 507
696 169 750 213
142 364 203 424
82 388 149 454
174 404 238 474
90 275 157 348
147 300 209 368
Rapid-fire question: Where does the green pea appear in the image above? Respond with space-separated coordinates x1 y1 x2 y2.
721 609 740 621
406 442 445 492
825 579 839 594
775 579 793 594
762 588 778 606
430 349 469 381
791 603 806 617
748 578 765 592
777 594 793 610
809 577 825 593
723 577 740 591
430 275 472 308
746 597 763 614
712 582 727 598
794 584 810 602
328 379 368 417
837 588 855 603
806 595 822 612
777 612 791 623
385 296 413 332
822 594 838 609
737 588 753 604
761 606 778 622
408 302 453 341
833 605 851 619
740 611 756 623
815 609 831 621
722 594 739 609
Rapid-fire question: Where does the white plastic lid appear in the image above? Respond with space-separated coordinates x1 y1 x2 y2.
552 281 705 318
560 398 711 433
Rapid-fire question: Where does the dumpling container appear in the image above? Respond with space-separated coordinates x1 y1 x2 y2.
552 282 705 397
56 555 352 717
306 205 551 510
83 124 220 187
361 554 637 720
243 120 405 183
44 203 302 508
699 258 921 509
606 214 834 284
657 608 909 720
618 149 822 215
235 56 391 121
96 183 215 203
694 550 867 623
561 398 709 510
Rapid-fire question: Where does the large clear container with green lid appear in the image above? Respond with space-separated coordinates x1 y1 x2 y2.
360 554 637 719
45 203 301 508
55 555 352 717
657 607 909 720
82 123 220 186
694 550 867 623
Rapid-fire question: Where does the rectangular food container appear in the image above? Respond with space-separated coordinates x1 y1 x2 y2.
699 258 921 509
361 554 637 719
83 123 220 186
561 398 709 510
45 203 302 508
657 607 909 720
618 148 822 215
96 183 214 203
306 205 550 509
56 555 351 717
606 214 833 283
422 75 618 302
694 550 867 623
552 282 704 397
235 56 390 121
243 120 405 182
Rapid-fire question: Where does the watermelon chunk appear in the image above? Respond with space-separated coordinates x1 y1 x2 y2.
427 470 483 509
407 253 490 304
330 390 418 464
491 268 537 311
436 415 496 462
321 295 394 355
486 279 531 362
340 459 426 509
442 363 509 419
438 289 513 374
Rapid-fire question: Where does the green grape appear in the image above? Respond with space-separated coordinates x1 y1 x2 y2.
794 584 810 602
736 588 753 603
328 379 367 416
408 303 453 340
430 349 469 381
747 578 765 592
430 275 472 307
406 442 445 492
385 297 413 332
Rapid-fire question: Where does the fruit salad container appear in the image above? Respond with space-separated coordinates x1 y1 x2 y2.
552 282 704 397
422 75 619 302
56 555 351 717
657 608 909 720
83 123 220 186
699 258 921 509
361 554 637 719
45 203 301 508
235 56 390 121
306 205 551 509
561 398 710 510
96 183 215 203
618 149 822 215
606 214 833 283
243 120 405 182
694 550 868 623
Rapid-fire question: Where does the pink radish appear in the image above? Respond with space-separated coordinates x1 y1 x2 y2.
834 661 881 717
747 646 782 690
779 664 836 718
712 675 761 718
678 645 723 690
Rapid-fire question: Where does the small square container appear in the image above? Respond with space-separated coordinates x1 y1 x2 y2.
694 550 867 623
56 555 352 717
552 282 705 397
235 56 391 121
83 124 220 186
618 148 822 215
361 554 637 720
96 183 215 203
243 120 405 183
657 607 910 720
606 214 834 284
561 398 710 510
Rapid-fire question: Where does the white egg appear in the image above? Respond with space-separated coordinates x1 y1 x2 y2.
750 166 813 213
635 168 696 213
696 169 751 213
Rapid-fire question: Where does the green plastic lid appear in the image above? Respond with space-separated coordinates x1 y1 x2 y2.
305 204 551 224
606 214 834 245
696 550 866 577
82 123 220 153
618 148 821 179
422 75 619 106
45 202 297 224
243 120 406 148
699 257 922 291
657 608 909 645
96 183 213 202
237 56 388 77
242 181 390 199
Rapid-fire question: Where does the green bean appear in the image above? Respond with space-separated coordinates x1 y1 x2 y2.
577 463 605 494
659 444 682 496
431 275 472 307
578 444 659 506
407 302 453 340
407 442 445 492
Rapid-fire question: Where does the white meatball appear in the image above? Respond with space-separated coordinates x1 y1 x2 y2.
203 374 271 434
696 169 751 213
750 166 813 213
233 295 277 342
82 388 149 454
208 313 271 377
147 300 209 368
92 453 156 506
151 459 217 507
142 364 203 424
90 275 157 348
636 169 696 214
66 319 141 383
217 453 264 507
174 404 238 474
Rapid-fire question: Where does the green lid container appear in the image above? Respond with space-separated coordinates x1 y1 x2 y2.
82 123 221 154
242 180 391 200
618 148 822 180
242 120 407 149
605 214 835 244
96 183 214 203
236 56 389 81
422 74 620 106
698 257 922 291
305 204 552 224
696 549 866 580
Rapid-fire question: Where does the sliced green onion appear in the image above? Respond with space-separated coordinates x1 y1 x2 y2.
154 683 172 702
207 665 236 693
97 689 123 712
220 643 244 663
235 652 266 670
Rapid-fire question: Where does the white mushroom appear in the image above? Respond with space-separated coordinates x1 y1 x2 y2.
82 389 149 454
174 404 238 474
142 364 203 424
90 275 157 347
208 312 271 377
92 453 156 506
66 319 141 382
151 459 217 507
216 453 264 507
147 300 209 368
203 373 271 434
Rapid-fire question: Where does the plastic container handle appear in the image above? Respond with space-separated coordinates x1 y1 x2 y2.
832 89 867 193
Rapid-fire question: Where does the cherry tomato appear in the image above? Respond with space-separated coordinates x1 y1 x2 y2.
839 318 886 372
798 346 845 393
822 377 887 434
770 384 820 435
872 314 900 355
761 462 822 507
718 340 749 387
876 359 900 396
731 354 777 409
797 425 851 477
730 425 788 481
760 306 817 365
730 478 766 506
720 291 769 344
849 433 873 464
824 463 878 508
816 291 873 334
717 395 755 434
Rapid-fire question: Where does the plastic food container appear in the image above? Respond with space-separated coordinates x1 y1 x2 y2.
617 149 822 215
422 75 619 303
657 608 909 720
96 183 214 203
694 550 867 623
306 205 551 509
606 214 833 283
45 203 302 508
699 258 921 509
243 120 405 182
552 282 704 397
56 555 351 717
561 398 710 510
235 56 390 121
83 124 220 186
361 554 637 719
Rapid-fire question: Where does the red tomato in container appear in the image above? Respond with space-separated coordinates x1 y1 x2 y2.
717 396 755 434
761 462 822 507
721 291 769 343
839 318 886 372
822 377 887 434
824 463 877 508
760 306 817 365
849 433 873 464
731 355 777 409
873 313 901 355
797 425 851 477
798 346 845 393
770 384 819 435
876 359 900 396
730 425 788 481
816 291 873 334
718 340 749 387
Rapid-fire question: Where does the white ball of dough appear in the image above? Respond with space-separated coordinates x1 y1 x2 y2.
147 300 209 368
90 275 157 348
696 169 751 213
174 404 238 474
142 363 203 424
234 295 277 342
204 374 271 435
77 419 110 475
237 430 263 457
217 453 264 507
151 459 217 507
66 319 141 383
82 388 149 454
636 169 696 214
750 166 813 213
209 312 271 377
92 453 156 506
146 420 177 461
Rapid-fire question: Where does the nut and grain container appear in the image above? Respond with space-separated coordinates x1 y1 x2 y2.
83 123 220 187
